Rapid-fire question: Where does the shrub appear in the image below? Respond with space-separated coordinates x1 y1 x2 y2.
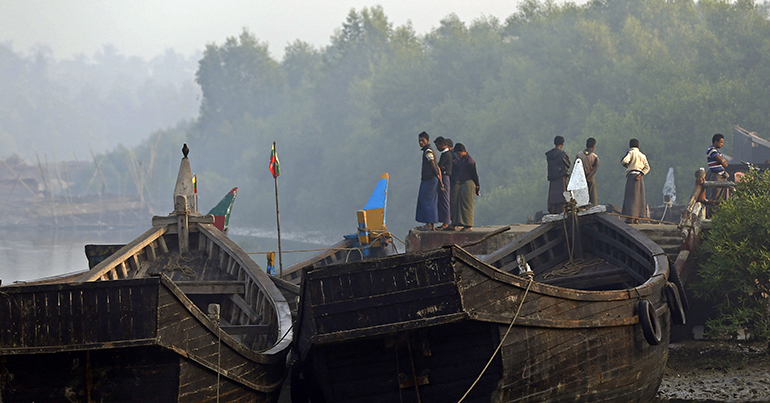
695 167 770 342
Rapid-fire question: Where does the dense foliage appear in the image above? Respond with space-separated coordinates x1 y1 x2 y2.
696 167 770 342
31 0 770 239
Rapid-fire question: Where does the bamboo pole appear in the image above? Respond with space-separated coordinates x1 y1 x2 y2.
1 159 39 198
273 141 283 277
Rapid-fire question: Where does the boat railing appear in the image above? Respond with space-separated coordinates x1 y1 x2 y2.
197 224 293 356
75 226 169 282
678 169 736 240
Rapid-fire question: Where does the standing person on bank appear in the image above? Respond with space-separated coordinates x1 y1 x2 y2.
621 139 650 224
546 136 570 214
448 143 479 231
576 137 600 206
434 137 453 230
415 131 442 231
706 133 730 217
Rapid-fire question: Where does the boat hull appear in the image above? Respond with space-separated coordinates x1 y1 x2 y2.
294 242 669 402
0 277 286 403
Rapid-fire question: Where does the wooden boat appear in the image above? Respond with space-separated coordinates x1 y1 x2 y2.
0 145 293 402
292 207 676 402
280 173 397 285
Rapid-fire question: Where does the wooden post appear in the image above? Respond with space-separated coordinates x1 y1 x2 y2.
176 195 189 253
273 142 283 277
357 210 370 257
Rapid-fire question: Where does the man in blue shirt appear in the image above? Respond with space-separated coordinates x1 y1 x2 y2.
706 133 730 217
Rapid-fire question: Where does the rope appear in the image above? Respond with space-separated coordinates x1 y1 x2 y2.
217 321 221 403
390 233 407 246
246 233 400 255
608 212 677 226
543 199 605 279
457 271 535 403
543 258 605 279
247 247 353 255
162 254 198 277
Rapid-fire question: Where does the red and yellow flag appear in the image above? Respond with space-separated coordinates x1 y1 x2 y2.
269 142 281 178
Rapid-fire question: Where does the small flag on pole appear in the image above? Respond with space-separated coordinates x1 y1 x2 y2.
193 174 197 194
269 142 281 178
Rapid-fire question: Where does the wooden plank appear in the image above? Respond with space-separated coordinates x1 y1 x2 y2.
178 214 189 253
47 291 62 346
76 226 167 282
311 282 459 317
311 313 468 345
220 324 272 335
82 288 99 343
70 289 84 345
33 292 47 347
582 225 651 270
229 294 260 323
158 235 169 254
132 254 149 278
117 286 134 339
118 262 129 279
146 242 157 262
151 214 214 227
176 281 245 295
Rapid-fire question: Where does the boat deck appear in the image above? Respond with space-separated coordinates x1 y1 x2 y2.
143 249 239 282
536 252 637 291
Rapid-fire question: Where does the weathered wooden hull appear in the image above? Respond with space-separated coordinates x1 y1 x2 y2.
0 276 286 402
1 217 292 402
294 213 670 402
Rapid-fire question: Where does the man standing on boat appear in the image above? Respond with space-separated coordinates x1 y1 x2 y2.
416 131 442 231
575 137 600 206
434 136 453 230
706 133 730 217
546 136 570 214
449 143 479 231
621 139 650 224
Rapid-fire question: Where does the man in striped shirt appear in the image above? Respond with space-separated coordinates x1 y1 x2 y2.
706 133 730 217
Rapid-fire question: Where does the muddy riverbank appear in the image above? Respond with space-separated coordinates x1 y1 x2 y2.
657 341 770 402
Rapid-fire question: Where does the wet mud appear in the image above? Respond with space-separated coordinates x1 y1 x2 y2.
657 341 770 402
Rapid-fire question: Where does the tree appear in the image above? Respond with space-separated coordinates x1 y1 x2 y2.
195 29 285 134
695 167 770 342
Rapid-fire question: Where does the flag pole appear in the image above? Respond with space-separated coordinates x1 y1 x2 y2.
272 141 283 277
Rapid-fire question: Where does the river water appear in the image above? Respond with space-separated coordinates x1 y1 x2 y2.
0 226 334 284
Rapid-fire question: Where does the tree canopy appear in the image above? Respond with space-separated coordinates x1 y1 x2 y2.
94 0 770 239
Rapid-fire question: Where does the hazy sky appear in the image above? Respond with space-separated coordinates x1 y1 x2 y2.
2 0 587 60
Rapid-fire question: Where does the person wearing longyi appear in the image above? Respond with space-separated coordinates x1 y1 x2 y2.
621 139 650 224
415 131 441 231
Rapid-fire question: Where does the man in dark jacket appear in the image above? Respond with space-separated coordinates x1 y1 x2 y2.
546 136 570 214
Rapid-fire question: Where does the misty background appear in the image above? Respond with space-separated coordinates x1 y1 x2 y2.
2 0 770 244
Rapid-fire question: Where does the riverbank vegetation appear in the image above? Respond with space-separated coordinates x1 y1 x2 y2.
697 167 770 343
6 0 770 238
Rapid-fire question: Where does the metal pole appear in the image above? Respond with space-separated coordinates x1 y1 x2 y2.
273 141 283 277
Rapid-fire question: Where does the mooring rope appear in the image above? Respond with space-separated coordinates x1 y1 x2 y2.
216 324 221 403
457 271 535 403
543 200 604 279
246 233 399 255
608 212 677 226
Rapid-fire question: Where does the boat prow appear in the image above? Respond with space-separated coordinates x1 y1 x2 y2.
0 144 292 402
280 173 397 285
